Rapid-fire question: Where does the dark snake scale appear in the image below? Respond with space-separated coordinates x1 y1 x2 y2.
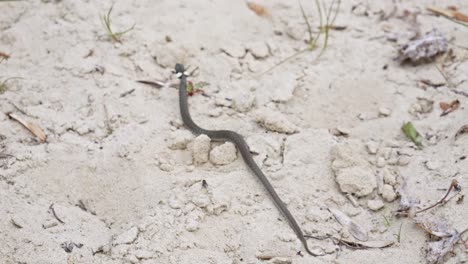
175 63 317 256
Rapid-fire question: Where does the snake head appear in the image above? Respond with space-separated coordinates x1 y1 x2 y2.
174 63 185 79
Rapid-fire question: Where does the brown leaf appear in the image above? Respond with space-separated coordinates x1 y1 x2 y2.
246 2 271 18
427 6 468 23
0 51 10 60
455 125 468 139
439 102 450 111
440 99 460 116
414 216 454 237
426 233 461 264
7 113 47 142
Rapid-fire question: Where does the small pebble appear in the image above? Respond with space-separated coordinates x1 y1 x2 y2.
192 135 211 164
255 108 298 134
397 156 410 166
113 226 139 245
232 91 255 113
365 141 379 154
376 157 386 168
215 97 232 107
378 107 392 117
367 199 385 211
425 160 440 171
167 130 193 150
185 218 199 232
381 184 397 202
210 142 237 165
383 168 397 186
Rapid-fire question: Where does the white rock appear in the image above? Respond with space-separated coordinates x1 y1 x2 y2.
221 42 246 58
376 157 386 168
367 199 385 211
210 142 237 165
214 97 232 107
185 218 199 232
232 91 255 113
255 108 298 134
168 196 183 209
191 194 211 208
167 130 193 150
247 41 269 59
381 184 397 202
335 166 376 197
113 226 139 245
365 140 379 155
397 156 410 166
378 107 392 117
330 140 368 170
157 156 174 172
134 250 153 260
207 108 222 117
267 72 297 102
192 135 211 164
285 22 305 40
425 160 440 171
383 168 397 186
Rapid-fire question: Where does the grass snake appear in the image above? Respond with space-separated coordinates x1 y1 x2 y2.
175 63 317 256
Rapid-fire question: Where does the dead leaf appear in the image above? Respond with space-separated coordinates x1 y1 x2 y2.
414 216 454 237
426 233 461 264
328 207 368 241
7 113 47 142
455 125 468 139
427 6 468 23
246 2 271 18
439 99 459 116
397 29 448 63
0 51 10 61
338 239 394 249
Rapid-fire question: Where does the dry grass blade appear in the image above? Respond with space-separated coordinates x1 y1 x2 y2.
415 179 461 214
102 4 135 42
8 112 47 142
455 125 468 139
427 6 468 27
328 207 368 241
259 0 341 76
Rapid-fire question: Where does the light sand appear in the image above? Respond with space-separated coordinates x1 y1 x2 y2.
1 1 467 263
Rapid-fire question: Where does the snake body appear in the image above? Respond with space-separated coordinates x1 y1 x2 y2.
175 64 316 256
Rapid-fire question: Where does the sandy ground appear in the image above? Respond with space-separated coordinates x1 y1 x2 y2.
1 0 468 263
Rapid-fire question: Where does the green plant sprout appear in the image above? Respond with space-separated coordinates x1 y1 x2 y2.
102 4 135 42
261 0 341 75
382 213 394 229
0 77 22 94
393 222 403 243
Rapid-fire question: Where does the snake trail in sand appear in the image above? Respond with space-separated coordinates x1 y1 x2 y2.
174 63 318 256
